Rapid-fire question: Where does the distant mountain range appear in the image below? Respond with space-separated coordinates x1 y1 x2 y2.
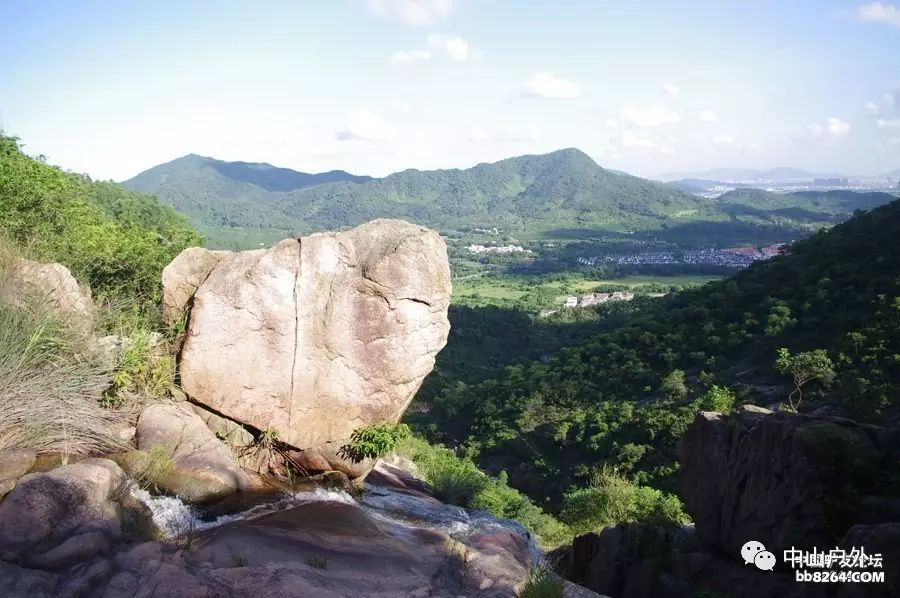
659 167 900 184
121 149 899 248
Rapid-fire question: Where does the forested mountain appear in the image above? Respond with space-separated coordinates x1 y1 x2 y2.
413 199 900 504
124 149 897 247
123 148 710 235
122 154 370 232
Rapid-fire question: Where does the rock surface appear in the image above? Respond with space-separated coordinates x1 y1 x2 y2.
134 403 252 503
0 458 126 569
678 406 897 557
1 258 95 325
0 448 37 499
163 219 452 476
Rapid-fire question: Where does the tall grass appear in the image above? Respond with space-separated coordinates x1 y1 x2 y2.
0 252 129 456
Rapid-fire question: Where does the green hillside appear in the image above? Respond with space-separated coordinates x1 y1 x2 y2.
0 134 200 314
123 148 898 248
412 199 900 504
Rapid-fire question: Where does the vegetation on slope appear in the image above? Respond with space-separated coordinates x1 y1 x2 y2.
0 134 201 318
412 200 900 505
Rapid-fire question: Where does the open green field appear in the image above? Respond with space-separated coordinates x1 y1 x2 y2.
452 274 724 306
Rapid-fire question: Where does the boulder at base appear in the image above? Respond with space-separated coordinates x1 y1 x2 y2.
163 219 452 477
131 403 252 503
0 459 126 570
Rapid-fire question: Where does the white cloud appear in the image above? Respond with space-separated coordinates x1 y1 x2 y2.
336 109 394 142
605 118 620 128
391 49 432 64
856 2 900 28
877 117 900 128
827 117 851 136
662 82 680 99
804 117 851 141
614 130 674 154
620 105 680 128
865 101 881 115
521 73 582 99
712 135 734 145
427 34 470 61
699 109 718 122
365 0 453 26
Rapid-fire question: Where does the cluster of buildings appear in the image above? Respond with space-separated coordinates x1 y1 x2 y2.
564 291 635 308
467 244 530 254
576 244 785 269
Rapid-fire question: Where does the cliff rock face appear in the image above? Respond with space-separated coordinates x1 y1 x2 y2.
678 406 897 557
162 219 452 476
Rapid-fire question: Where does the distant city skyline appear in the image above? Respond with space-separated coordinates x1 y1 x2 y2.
1 0 899 181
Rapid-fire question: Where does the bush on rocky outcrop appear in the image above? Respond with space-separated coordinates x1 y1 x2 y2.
559 468 688 536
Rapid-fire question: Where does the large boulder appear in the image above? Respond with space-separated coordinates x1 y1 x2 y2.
0 459 126 570
131 403 252 503
163 219 451 476
1 258 95 326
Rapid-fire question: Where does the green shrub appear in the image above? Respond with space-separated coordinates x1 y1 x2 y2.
339 423 411 463
396 436 573 548
559 468 688 535
698 385 736 412
519 562 565 598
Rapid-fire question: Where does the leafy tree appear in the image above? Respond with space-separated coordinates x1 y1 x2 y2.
660 369 688 400
775 348 836 410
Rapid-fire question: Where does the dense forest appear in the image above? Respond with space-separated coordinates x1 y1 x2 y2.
412 201 900 505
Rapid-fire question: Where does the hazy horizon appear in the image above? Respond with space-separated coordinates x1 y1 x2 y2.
2 0 900 181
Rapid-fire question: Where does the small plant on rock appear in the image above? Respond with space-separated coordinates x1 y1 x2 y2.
339 423 411 463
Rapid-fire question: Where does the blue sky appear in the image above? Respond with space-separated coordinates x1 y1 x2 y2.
1 0 899 180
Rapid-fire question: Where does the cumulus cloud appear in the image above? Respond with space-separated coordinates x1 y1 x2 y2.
877 118 900 128
365 0 453 26
662 82 680 99
856 2 900 28
620 105 680 128
865 101 881 115
336 109 394 142
521 73 582 99
613 130 674 154
699 109 718 122
427 34 470 61
391 49 432 64
804 117 851 141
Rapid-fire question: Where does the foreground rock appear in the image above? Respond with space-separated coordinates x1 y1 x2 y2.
0 468 602 598
163 219 452 477
1 258 95 326
0 459 126 570
129 403 252 503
